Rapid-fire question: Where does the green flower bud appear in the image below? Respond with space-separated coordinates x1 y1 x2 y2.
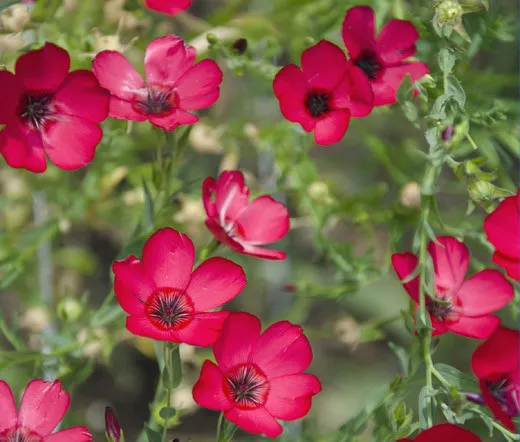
57 297 82 322
436 0 463 24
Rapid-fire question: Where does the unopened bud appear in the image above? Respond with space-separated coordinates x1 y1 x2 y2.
206 33 218 44
20 306 51 333
400 182 421 209
231 37 247 54
307 181 331 202
469 180 494 200
464 392 485 405
57 297 82 322
105 407 121 442
442 125 455 142
335 316 360 348
281 283 298 292
436 0 463 24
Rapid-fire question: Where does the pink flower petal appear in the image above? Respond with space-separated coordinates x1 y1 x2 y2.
480 380 516 432
370 79 400 107
202 177 218 218
391 252 420 302
333 63 374 117
0 123 47 173
18 380 70 437
313 110 350 146
126 315 174 340
240 243 287 260
204 218 239 250
141 228 195 291
169 311 229 346
0 71 23 124
215 171 250 224
54 70 109 123
108 97 147 121
301 40 347 90
112 256 153 315
341 6 376 59
446 315 499 339
376 19 419 64
493 252 520 281
176 59 222 110
457 269 513 316
224 407 283 438
484 192 520 260
250 321 312 378
192 360 233 411
43 427 92 442
374 61 429 105
427 236 469 294
15 43 70 91
430 316 450 336
144 35 194 86
414 424 481 442
145 0 193 15
92 51 145 102
0 381 17 433
186 257 246 311
42 115 102 170
148 109 198 131
213 312 261 372
236 195 290 245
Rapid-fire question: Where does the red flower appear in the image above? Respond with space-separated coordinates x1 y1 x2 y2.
397 423 481 442
0 379 92 442
471 326 520 431
273 40 373 146
192 312 322 438
342 5 429 106
483 191 520 280
144 0 192 15
202 170 290 260
0 43 109 173
93 35 222 131
112 228 246 346
392 236 513 339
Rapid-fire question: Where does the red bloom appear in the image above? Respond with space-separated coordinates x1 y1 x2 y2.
392 236 513 339
0 43 109 173
483 191 520 280
342 5 429 106
192 312 322 438
144 0 192 15
0 379 92 442
202 170 290 260
273 40 373 146
398 423 481 442
93 35 222 131
112 228 246 346
471 326 520 431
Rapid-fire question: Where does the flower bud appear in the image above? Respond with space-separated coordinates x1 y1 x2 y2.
435 0 463 24
0 5 30 33
20 306 51 333
464 392 485 405
441 125 455 142
231 38 247 54
334 316 360 348
400 182 421 209
469 180 494 200
105 407 121 442
206 33 218 44
306 181 332 203
57 297 82 322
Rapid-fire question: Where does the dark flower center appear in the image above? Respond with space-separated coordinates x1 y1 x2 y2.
354 52 382 80
224 364 269 409
427 298 453 320
305 91 330 118
134 85 178 116
18 93 53 129
487 377 520 417
145 289 194 330
0 427 42 442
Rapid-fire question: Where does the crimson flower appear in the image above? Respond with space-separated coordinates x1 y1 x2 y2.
471 326 520 431
0 379 92 442
273 40 373 146
392 236 513 339
202 170 290 260
93 35 222 131
398 423 481 442
112 228 246 346
193 312 322 438
0 43 109 173
342 5 429 106
483 190 520 280
144 0 192 15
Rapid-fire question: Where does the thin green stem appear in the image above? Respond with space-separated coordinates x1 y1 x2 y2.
161 342 173 442
215 412 224 442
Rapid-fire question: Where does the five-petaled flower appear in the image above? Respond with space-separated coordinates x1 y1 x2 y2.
472 326 520 432
392 236 513 339
342 5 429 106
0 43 109 173
93 35 222 131
202 170 290 260
273 40 374 146
192 312 322 438
397 423 481 442
144 0 192 15
112 228 246 346
483 190 520 280
0 379 92 442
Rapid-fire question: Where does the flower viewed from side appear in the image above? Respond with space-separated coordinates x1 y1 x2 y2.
392 236 513 339
273 40 373 146
0 43 109 172
193 312 322 438
397 423 481 442
93 35 222 131
202 170 290 260
483 190 520 280
0 379 92 441
144 0 192 15
105 407 121 442
472 326 520 432
112 228 246 346
342 5 429 106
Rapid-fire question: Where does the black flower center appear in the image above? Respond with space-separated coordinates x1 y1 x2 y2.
487 377 520 417
224 365 269 409
135 86 178 116
18 93 52 129
427 298 453 320
145 289 194 330
0 427 42 442
305 91 330 118
354 52 382 80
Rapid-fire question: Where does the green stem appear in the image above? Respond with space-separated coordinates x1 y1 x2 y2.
161 342 173 442
197 238 220 265
215 412 224 442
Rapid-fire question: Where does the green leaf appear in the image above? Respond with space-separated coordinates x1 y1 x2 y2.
434 363 479 392
161 344 182 390
418 386 430 429
388 342 409 376
439 49 456 76
447 77 466 109
396 75 414 103
144 424 162 442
